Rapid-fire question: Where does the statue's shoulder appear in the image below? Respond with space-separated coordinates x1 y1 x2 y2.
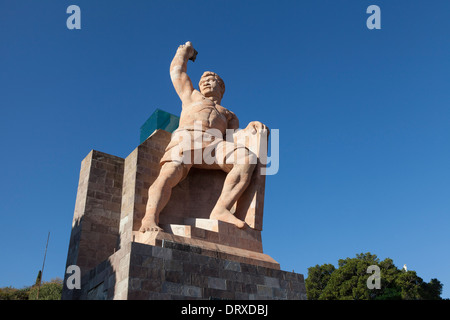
190 89 203 100
216 104 237 121
181 89 203 107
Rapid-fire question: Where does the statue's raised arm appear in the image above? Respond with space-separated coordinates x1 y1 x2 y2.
169 41 197 104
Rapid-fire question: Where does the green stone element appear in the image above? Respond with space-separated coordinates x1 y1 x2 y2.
140 109 179 143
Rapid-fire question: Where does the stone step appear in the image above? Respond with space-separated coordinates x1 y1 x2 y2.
161 218 263 253
132 229 279 270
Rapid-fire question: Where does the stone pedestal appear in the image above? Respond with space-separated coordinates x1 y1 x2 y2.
62 128 306 300
79 237 306 300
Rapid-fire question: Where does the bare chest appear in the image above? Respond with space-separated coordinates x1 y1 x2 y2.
180 99 229 131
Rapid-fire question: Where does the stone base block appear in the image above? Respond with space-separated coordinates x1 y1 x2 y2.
133 228 279 270
81 241 306 300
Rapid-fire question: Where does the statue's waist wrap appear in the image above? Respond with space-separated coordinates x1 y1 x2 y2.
160 128 249 166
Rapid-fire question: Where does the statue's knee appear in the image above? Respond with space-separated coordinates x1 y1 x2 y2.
161 161 181 172
160 162 187 185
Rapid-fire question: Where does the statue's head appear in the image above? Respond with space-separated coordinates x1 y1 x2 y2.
199 71 225 99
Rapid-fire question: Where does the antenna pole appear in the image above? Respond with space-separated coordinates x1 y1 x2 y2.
36 231 50 300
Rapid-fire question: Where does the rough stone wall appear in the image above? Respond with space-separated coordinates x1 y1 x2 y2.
62 150 124 299
79 241 306 300
127 242 306 300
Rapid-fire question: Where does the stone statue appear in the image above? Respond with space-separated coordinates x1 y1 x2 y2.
139 41 268 233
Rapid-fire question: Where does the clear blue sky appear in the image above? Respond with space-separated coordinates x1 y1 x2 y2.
1 0 449 298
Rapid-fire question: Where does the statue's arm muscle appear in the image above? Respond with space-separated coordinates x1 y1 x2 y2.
170 46 194 103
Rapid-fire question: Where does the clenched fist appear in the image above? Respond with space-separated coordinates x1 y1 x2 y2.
178 41 198 61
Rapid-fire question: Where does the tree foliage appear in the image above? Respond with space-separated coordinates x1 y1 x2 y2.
306 253 443 300
28 278 63 300
35 270 42 286
0 286 31 300
0 278 63 300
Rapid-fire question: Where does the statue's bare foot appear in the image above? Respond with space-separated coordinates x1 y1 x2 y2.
139 217 163 233
210 207 246 229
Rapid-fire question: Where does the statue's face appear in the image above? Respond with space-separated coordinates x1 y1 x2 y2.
199 75 223 97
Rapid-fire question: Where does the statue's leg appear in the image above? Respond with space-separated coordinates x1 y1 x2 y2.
210 148 257 228
140 161 190 233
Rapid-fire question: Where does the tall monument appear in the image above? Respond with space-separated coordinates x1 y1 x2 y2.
62 41 306 300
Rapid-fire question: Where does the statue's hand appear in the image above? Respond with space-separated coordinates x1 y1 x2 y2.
245 121 269 135
178 41 197 61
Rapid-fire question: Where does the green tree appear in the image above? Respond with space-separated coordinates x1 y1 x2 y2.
305 263 335 300
420 278 443 300
318 253 382 300
0 286 31 300
28 278 63 300
395 270 423 300
35 270 42 286
306 252 443 300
